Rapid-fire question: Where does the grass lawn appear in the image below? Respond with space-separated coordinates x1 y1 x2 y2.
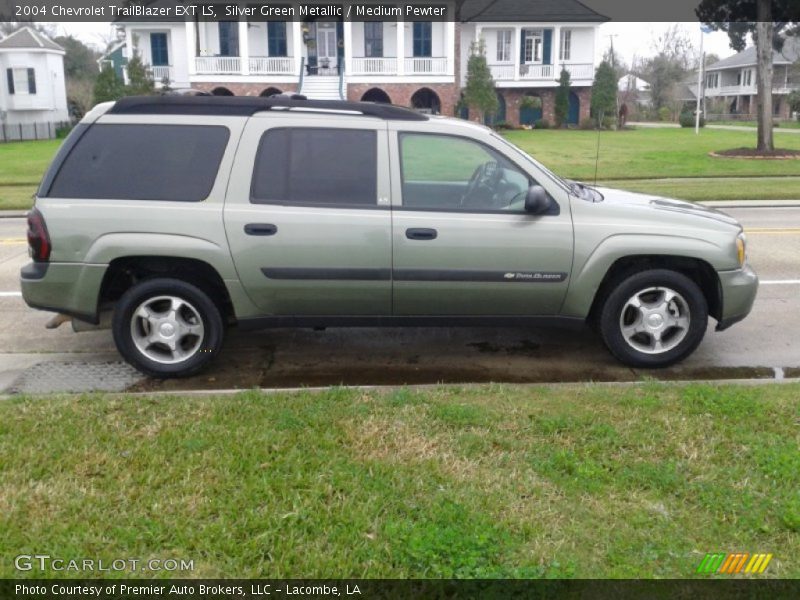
710 120 800 129
1 383 798 579
2 129 800 211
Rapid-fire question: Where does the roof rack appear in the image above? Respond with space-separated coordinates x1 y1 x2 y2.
109 95 429 121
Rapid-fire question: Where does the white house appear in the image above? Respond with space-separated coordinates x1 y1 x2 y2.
115 0 606 126
703 37 800 118
0 27 69 139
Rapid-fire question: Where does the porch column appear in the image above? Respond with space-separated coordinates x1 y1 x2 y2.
513 25 521 81
343 19 352 75
552 26 560 79
185 20 196 76
396 20 405 76
238 20 250 75
474 24 482 48
445 20 455 76
292 21 303 76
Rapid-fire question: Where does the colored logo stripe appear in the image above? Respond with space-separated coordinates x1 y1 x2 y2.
697 553 772 574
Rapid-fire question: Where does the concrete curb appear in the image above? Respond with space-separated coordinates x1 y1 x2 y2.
0 211 27 219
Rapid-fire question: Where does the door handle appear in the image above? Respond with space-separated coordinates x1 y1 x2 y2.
406 228 438 241
244 223 278 236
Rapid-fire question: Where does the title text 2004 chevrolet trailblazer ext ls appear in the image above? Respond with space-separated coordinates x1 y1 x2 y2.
21 96 758 378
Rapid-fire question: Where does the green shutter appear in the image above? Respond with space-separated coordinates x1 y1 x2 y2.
6 68 14 95
543 30 552 65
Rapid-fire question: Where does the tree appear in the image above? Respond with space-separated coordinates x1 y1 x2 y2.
53 35 99 82
591 60 618 124
124 42 155 97
463 40 498 123
697 0 800 151
554 68 571 127
93 63 125 105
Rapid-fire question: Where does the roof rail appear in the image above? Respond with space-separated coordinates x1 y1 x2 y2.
109 95 429 121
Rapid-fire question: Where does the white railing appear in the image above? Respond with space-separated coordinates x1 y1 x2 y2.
249 56 294 75
150 65 173 83
351 57 398 75
519 64 553 80
562 63 594 80
195 56 241 75
405 57 448 75
489 64 515 80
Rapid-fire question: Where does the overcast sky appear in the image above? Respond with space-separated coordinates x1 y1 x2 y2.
57 21 741 67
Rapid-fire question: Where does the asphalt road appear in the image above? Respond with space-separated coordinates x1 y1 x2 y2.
1 206 799 392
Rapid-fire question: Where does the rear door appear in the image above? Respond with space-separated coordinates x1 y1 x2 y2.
224 113 392 316
389 126 574 316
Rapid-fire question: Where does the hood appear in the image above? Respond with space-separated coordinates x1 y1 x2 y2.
591 186 742 229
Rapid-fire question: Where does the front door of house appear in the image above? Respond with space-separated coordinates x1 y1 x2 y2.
316 23 337 72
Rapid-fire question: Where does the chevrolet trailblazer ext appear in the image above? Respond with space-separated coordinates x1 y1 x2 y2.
21 96 757 378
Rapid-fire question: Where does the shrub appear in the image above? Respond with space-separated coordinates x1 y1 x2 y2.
601 116 617 130
579 117 596 130
658 106 672 122
534 118 551 130
679 111 705 128
55 124 73 139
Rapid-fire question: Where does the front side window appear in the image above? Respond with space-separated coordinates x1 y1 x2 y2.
47 124 229 201
496 30 512 62
7 68 35 95
364 22 383 58
400 133 531 212
251 128 377 207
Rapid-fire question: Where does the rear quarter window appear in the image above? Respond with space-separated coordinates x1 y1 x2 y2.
46 124 230 202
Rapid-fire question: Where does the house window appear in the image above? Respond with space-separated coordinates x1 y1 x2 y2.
218 21 239 57
524 30 543 63
150 33 169 66
6 68 36 95
559 30 571 61
743 69 753 86
706 73 718 88
268 22 287 57
413 22 432 57
364 22 383 58
496 30 512 62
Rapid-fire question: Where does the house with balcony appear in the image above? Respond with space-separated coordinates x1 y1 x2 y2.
116 0 606 126
0 27 69 140
703 37 800 118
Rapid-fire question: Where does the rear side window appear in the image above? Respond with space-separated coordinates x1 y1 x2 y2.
47 124 229 201
251 128 377 207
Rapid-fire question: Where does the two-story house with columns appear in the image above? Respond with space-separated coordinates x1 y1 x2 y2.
116 0 606 126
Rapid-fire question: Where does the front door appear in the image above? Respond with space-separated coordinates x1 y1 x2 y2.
224 115 392 316
389 129 573 316
316 23 337 72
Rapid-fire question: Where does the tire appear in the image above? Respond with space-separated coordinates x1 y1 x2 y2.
112 278 224 378
598 269 708 368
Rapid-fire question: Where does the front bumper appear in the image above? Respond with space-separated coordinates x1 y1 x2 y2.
20 262 108 324
716 264 758 331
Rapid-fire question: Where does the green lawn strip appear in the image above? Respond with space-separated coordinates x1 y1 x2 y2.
0 140 60 185
0 185 36 211
596 177 800 202
709 121 800 130
1 383 798 578
502 128 800 181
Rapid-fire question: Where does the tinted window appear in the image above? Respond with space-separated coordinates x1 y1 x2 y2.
400 133 531 212
251 128 377 207
48 124 229 202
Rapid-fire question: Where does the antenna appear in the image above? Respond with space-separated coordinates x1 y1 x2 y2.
594 110 604 186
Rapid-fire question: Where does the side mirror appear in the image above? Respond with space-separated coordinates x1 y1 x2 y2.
524 185 553 214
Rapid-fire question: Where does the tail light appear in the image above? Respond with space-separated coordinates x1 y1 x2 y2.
27 208 51 262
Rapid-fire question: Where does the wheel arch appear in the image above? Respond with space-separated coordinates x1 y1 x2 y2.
585 255 722 324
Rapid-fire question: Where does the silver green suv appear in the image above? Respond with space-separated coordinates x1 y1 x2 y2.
21 96 758 378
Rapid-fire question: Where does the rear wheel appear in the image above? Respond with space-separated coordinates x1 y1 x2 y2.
112 278 224 378
599 269 708 368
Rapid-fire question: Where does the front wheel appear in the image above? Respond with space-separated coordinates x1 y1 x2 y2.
599 269 708 368
112 278 224 378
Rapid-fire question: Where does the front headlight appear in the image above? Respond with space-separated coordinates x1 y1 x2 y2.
736 233 747 267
